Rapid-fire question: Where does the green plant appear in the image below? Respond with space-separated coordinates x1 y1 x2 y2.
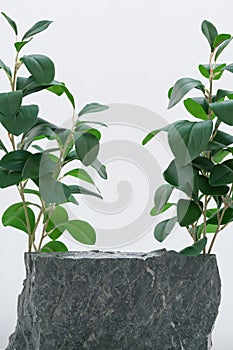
143 20 233 256
0 13 109 252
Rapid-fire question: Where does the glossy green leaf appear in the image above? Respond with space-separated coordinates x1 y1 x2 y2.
192 156 214 172
69 185 102 199
215 38 232 61
198 175 229 195
183 98 208 120
22 152 56 179
180 237 207 256
150 203 173 216
14 39 32 52
214 89 233 101
75 132 99 166
168 78 204 109
41 241 68 252
201 20 218 51
63 168 95 186
163 160 198 200
22 20 53 41
78 103 109 117
214 34 231 48
207 207 233 225
223 64 233 73
0 140 7 153
214 130 233 145
154 184 173 212
91 159 107 179
39 175 72 204
46 206 69 240
154 217 177 242
0 59 12 77
0 91 23 117
213 150 231 163
0 150 31 171
23 188 40 197
21 55 55 84
210 100 233 126
1 12 18 35
0 169 22 188
2 202 35 233
142 125 170 145
177 199 202 227
48 83 75 108
199 64 226 80
209 159 233 185
168 120 213 165
0 104 39 136
62 220 96 245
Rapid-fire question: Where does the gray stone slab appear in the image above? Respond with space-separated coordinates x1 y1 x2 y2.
6 250 221 350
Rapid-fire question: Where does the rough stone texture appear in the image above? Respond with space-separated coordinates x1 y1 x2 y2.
6 250 221 350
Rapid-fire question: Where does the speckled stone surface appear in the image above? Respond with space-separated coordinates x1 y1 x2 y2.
6 250 221 350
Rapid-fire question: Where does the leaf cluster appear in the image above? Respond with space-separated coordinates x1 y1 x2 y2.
0 14 109 252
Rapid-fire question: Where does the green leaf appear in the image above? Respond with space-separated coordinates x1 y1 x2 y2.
201 20 218 51
2 202 35 233
0 91 23 117
21 55 55 84
213 130 233 145
213 149 231 163
78 103 109 117
192 156 214 172
198 64 226 80
210 100 233 126
180 237 207 256
14 39 32 53
22 152 56 179
142 125 170 145
163 161 198 200
168 78 204 109
0 169 22 188
168 120 213 165
0 140 7 153
68 185 102 199
214 34 231 48
61 220 96 245
63 168 95 186
0 151 31 171
46 206 69 240
1 12 18 35
39 175 72 204
154 184 173 212
209 159 233 185
23 188 40 197
168 86 173 99
75 132 99 166
48 83 75 108
154 217 177 242
183 98 208 120
214 89 233 101
91 159 107 179
215 38 232 61
150 203 173 216
177 199 202 227
0 59 12 77
22 20 53 41
223 63 233 73
207 207 233 225
41 241 68 252
198 175 229 195
0 104 39 136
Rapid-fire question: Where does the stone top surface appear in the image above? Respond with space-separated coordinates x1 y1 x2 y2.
25 249 216 260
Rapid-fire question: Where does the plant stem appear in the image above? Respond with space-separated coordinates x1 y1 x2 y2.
203 195 208 254
18 184 34 252
208 205 227 254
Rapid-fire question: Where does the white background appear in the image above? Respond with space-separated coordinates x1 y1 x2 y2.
1 1 233 349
